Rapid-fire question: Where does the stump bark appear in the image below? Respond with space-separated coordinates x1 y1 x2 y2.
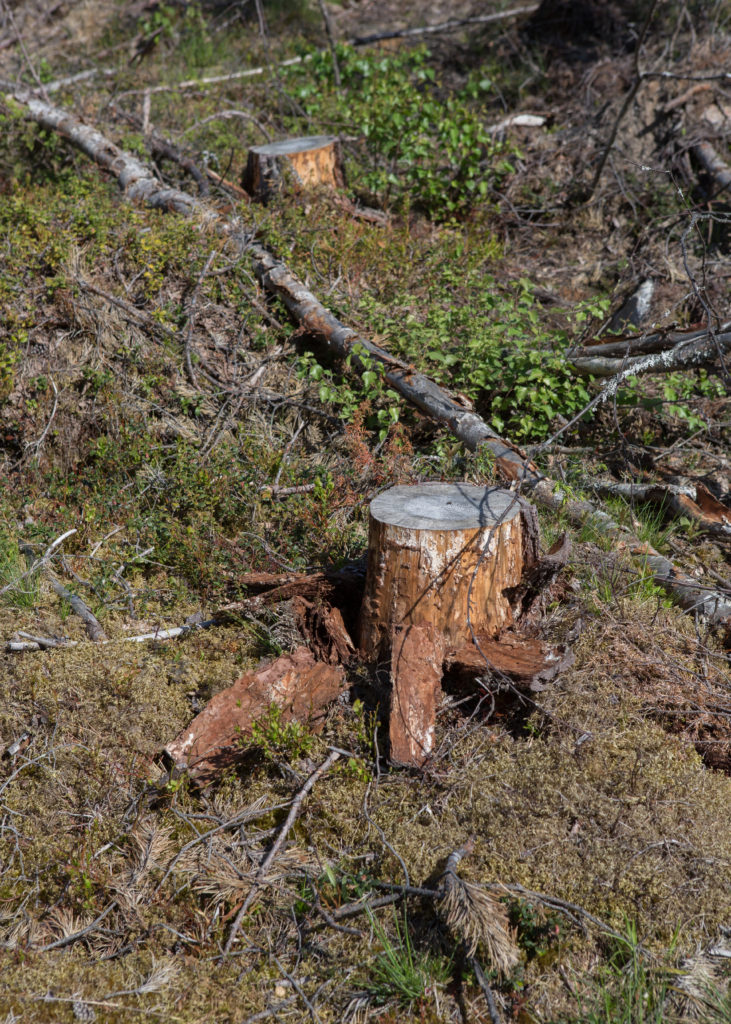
242 135 344 200
359 483 539 765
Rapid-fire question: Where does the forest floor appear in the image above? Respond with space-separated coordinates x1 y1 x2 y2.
0 0 729 1021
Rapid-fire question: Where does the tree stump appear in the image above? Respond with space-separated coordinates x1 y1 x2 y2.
359 483 539 766
242 135 344 200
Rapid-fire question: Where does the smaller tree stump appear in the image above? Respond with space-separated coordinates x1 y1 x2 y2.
359 483 539 766
242 135 345 200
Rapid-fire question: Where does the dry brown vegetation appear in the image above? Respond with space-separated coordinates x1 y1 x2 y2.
0 0 729 1021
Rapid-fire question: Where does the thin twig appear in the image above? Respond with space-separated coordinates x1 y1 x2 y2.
35 900 117 952
271 955 322 1024
587 0 661 198
223 750 341 954
316 0 341 88
350 5 539 46
471 958 504 1024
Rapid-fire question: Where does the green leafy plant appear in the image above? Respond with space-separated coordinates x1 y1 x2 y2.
298 344 400 440
286 46 514 217
250 703 314 759
508 899 562 962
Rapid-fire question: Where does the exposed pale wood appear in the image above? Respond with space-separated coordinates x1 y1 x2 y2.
242 136 344 200
359 484 538 664
390 624 444 766
693 140 731 194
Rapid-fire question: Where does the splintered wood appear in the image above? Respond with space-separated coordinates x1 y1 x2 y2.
359 484 541 766
242 135 344 200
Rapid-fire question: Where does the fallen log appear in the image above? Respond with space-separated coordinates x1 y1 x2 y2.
5 86 728 627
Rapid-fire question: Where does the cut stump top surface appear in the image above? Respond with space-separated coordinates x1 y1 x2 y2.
370 483 523 531
248 136 339 157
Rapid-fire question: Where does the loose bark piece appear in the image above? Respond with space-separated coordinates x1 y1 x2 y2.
389 624 444 766
242 136 344 200
219 562 366 610
504 533 572 620
445 631 574 693
164 648 345 781
290 596 356 665
359 484 539 666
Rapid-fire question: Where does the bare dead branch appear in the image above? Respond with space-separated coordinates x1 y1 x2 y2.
349 5 539 46
692 140 731 194
223 749 341 955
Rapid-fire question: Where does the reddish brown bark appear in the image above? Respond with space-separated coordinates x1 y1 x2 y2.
390 625 445 766
164 648 345 782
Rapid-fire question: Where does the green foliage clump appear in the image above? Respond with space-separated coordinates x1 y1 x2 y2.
286 46 515 217
250 703 314 759
355 264 603 442
299 342 400 440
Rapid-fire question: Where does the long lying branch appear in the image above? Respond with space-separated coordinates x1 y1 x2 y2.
349 5 539 46
3 86 729 626
571 322 731 377
571 321 731 361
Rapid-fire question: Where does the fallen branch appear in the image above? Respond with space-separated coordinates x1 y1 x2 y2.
438 839 520 975
571 321 731 361
471 957 504 1024
579 479 731 537
6 618 219 652
5 88 728 627
47 576 106 642
35 900 117 952
349 5 539 46
223 749 341 954
571 324 731 376
692 140 731 195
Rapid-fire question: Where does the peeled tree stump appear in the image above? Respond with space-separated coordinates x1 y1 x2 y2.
359 484 566 766
242 135 345 200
